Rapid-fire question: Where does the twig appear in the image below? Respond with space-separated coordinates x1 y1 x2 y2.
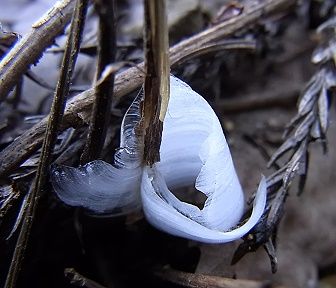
171 39 256 68
0 0 76 102
142 0 169 165
80 0 116 164
154 268 286 288
0 0 296 177
4 1 88 287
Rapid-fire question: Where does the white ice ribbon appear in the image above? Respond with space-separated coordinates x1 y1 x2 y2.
51 76 266 243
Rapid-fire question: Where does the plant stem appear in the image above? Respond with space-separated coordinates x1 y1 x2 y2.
80 0 116 164
4 1 88 287
142 0 170 165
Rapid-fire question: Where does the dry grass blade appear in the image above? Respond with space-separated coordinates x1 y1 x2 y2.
297 149 309 195
142 0 169 165
265 166 287 193
80 0 116 164
268 111 314 167
297 72 323 115
4 1 88 287
267 137 296 167
6 193 29 240
282 140 307 187
293 111 315 140
263 239 278 273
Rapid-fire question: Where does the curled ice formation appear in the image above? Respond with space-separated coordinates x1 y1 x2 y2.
51 76 266 243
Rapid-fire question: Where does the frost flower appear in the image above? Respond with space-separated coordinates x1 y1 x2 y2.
51 76 266 243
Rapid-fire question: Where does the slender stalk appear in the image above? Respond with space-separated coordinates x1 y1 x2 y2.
4 1 88 287
80 0 116 164
142 0 170 165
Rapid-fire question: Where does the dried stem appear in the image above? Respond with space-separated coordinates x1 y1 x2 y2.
171 39 256 67
4 1 88 287
0 0 75 102
80 0 116 164
0 0 296 177
142 0 170 165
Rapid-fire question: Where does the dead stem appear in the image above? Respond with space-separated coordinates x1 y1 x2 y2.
0 0 296 177
171 39 256 67
80 0 116 164
4 1 88 287
142 0 169 165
